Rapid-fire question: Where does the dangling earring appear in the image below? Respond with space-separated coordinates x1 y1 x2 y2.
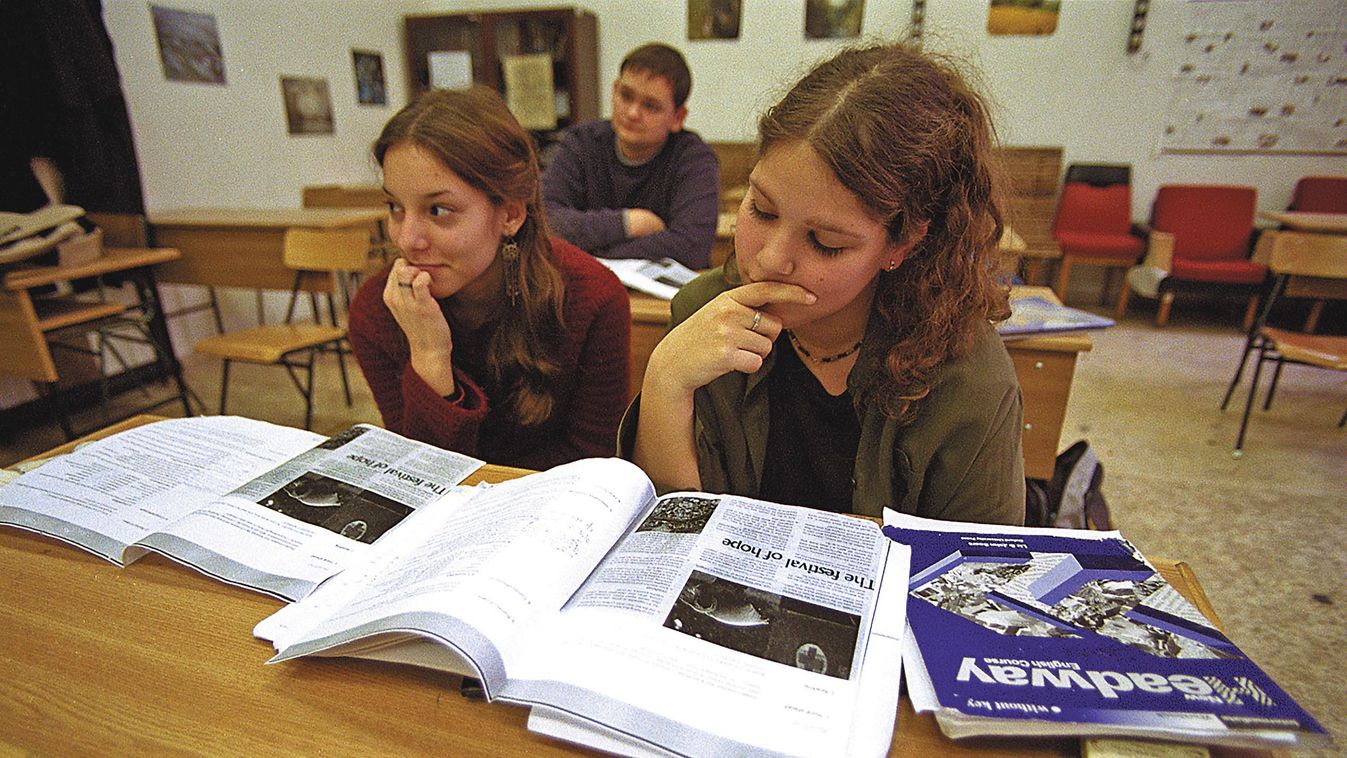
500 235 520 305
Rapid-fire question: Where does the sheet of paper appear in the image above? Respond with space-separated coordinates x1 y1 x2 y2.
429 50 473 90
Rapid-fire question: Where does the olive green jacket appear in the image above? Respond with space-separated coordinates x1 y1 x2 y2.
622 270 1026 525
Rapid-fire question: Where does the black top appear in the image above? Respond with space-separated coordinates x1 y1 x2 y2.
758 336 860 513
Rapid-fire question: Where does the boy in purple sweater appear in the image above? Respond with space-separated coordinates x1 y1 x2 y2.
542 43 720 270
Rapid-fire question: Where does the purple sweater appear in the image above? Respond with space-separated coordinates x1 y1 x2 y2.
542 120 720 269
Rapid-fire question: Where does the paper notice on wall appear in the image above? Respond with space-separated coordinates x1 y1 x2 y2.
428 50 473 90
502 53 557 130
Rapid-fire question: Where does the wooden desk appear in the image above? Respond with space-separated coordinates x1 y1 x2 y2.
302 183 386 209
1258 210 1347 233
1 247 182 384
629 286 1090 480
0 416 1234 757
148 208 386 291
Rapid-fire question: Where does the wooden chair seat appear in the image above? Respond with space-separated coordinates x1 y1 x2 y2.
192 226 365 429
1222 230 1347 453
1260 328 1347 370
195 324 346 364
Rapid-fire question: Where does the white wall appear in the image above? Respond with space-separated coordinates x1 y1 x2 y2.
103 0 1347 217
104 0 406 210
400 0 1346 218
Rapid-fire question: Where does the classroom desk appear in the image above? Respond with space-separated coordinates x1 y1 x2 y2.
1258 210 1347 233
629 286 1091 481
148 207 386 292
1 247 182 383
0 415 1242 757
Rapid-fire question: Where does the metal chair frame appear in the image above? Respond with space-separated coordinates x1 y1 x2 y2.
1220 231 1347 454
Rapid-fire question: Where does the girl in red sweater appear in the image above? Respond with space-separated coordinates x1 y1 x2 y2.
349 86 630 469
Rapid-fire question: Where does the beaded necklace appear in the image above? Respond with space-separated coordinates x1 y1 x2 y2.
786 330 864 364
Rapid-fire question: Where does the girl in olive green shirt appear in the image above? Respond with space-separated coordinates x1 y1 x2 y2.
628 43 1025 525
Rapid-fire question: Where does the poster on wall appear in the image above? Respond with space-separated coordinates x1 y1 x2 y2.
281 77 335 135
804 0 864 39
688 0 742 40
353 50 386 106
1163 0 1347 155
150 5 226 84
502 54 558 130
987 0 1060 36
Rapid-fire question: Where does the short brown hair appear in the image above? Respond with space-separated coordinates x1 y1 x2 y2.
620 43 692 107
373 85 566 426
755 43 1011 423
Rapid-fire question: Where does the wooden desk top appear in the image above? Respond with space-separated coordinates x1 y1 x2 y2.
4 246 181 290
1 415 1248 757
629 285 1092 354
1258 210 1347 233
149 207 386 229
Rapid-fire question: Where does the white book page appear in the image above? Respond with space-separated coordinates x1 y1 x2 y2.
261 459 657 677
505 524 906 757
598 258 698 300
0 416 320 563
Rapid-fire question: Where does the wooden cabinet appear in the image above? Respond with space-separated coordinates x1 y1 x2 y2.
403 7 599 148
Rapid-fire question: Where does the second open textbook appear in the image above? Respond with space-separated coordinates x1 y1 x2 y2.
0 416 483 601
255 458 911 758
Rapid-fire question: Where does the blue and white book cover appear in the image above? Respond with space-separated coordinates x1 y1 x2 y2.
996 295 1114 337
882 512 1328 749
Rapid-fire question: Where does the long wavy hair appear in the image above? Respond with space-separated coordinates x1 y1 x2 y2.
746 43 1011 423
373 85 566 426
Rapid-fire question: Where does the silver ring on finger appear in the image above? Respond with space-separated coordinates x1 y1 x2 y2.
750 309 762 334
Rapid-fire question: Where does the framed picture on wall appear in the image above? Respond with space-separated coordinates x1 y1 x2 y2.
987 0 1060 36
688 0 742 40
804 0 865 39
281 77 335 135
353 50 386 105
150 5 226 84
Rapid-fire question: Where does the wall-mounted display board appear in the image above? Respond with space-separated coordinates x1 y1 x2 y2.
403 8 598 142
1162 0 1346 155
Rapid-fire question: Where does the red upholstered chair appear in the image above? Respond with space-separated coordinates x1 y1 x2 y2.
1289 176 1347 213
1116 185 1266 328
1052 164 1145 305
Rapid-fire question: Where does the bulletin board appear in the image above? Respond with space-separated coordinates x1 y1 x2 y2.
1161 0 1347 155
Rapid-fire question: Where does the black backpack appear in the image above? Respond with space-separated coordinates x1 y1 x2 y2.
1025 440 1112 530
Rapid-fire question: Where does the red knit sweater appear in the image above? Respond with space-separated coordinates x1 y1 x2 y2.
348 238 631 469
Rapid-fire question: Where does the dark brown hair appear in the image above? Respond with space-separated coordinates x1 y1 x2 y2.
373 85 566 426
621 43 692 107
753 42 1011 422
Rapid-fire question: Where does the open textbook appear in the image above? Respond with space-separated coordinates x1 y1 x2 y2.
598 257 699 300
883 512 1329 750
256 458 911 758
0 416 482 601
